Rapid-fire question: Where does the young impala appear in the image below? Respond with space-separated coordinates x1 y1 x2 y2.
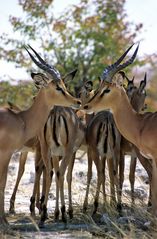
83 72 150 214
0 45 80 227
118 72 152 207
83 110 121 214
83 44 157 216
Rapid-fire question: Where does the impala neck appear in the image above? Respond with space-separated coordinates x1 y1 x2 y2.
19 89 52 142
111 89 141 147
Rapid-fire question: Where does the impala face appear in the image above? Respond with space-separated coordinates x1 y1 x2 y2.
83 44 139 112
83 82 122 113
31 72 81 109
25 45 81 109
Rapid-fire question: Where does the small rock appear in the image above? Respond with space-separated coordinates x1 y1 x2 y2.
117 216 135 224
100 213 111 226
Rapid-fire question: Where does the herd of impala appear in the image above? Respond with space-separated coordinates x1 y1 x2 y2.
0 43 155 229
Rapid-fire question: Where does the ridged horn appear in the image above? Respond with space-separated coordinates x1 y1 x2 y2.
25 45 61 81
101 44 139 83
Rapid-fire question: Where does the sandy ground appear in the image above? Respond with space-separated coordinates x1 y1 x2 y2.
2 150 152 238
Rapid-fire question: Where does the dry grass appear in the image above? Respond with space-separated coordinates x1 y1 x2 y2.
1 190 157 238
1 152 156 238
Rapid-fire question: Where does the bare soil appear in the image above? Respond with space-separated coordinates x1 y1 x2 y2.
1 151 157 238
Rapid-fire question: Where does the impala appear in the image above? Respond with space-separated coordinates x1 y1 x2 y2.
8 77 90 225
83 44 157 215
7 95 40 215
83 72 149 214
83 110 121 214
8 69 78 216
30 80 89 225
118 72 152 207
37 79 95 225
0 45 80 227
39 106 85 226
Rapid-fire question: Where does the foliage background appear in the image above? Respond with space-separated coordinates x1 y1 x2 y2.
0 0 156 110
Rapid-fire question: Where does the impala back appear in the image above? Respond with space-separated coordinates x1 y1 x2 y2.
44 106 85 157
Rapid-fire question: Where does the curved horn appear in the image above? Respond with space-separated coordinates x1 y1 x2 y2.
25 45 61 81
117 44 139 70
101 44 139 83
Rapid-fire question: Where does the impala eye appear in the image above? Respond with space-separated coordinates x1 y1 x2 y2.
100 88 110 97
56 85 65 95
56 85 62 91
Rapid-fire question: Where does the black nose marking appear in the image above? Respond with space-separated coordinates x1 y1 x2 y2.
77 101 81 105
84 105 89 109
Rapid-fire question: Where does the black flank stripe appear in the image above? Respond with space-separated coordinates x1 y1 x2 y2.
62 116 69 144
53 114 60 146
103 119 108 154
44 121 48 144
96 122 103 145
111 123 116 148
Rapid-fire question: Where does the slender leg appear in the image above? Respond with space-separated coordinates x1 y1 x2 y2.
59 153 72 223
93 151 103 215
133 146 152 206
39 162 54 215
102 156 107 203
66 153 75 219
39 157 53 217
129 156 136 205
107 157 116 206
150 159 157 216
9 152 28 214
38 133 52 227
30 158 43 216
30 142 43 216
39 160 52 226
0 151 12 227
113 146 121 211
118 150 125 210
52 156 60 221
83 147 93 213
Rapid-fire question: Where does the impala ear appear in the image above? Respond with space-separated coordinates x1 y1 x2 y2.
122 79 128 89
118 71 130 89
84 81 93 92
31 72 50 89
63 69 78 83
112 73 124 87
7 101 21 111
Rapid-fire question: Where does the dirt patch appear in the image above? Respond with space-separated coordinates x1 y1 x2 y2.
1 151 157 238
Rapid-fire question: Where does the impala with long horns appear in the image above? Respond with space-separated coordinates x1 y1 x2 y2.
83 44 157 216
0 45 80 227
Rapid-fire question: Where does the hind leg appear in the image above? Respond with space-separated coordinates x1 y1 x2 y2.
0 151 12 227
10 152 28 214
